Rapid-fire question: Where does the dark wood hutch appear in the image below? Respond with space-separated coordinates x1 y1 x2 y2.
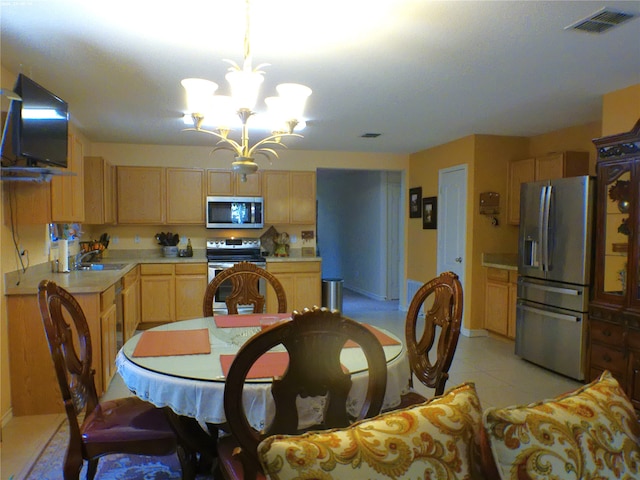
588 118 640 410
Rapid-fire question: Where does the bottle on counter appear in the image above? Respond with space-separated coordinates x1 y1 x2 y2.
186 238 193 257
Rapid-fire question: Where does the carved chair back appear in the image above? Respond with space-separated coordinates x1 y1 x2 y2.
203 261 287 316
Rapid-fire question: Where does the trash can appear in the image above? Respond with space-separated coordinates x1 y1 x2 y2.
322 278 344 312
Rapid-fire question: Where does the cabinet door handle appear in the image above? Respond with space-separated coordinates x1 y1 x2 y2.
603 354 612 363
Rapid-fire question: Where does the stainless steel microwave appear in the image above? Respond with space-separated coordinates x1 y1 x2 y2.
206 196 264 229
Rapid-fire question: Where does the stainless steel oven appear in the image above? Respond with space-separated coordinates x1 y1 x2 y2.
206 237 266 314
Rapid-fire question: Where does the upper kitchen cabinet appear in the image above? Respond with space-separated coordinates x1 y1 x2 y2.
588 119 640 409
207 169 262 196
507 151 589 225
84 156 115 225
263 170 316 225
116 166 204 225
166 167 205 224
3 132 85 225
117 166 165 224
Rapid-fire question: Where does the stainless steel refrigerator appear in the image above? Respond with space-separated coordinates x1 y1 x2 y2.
515 175 595 380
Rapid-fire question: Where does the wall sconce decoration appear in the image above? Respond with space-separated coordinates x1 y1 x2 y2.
479 191 500 226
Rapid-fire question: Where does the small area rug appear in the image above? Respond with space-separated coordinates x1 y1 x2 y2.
25 419 215 479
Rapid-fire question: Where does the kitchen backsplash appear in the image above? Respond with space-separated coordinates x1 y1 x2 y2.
83 224 317 255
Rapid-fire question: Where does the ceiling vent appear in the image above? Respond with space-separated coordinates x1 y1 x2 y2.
565 7 636 34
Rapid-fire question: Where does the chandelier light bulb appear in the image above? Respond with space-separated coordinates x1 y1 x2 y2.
181 78 218 115
225 68 264 112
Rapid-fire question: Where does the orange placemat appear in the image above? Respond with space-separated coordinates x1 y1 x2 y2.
214 313 291 328
220 351 289 379
344 324 401 348
133 329 211 357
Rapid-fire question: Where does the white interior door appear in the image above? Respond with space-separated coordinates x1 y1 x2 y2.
437 165 467 288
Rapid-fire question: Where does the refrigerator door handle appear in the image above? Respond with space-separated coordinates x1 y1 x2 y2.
518 304 580 323
541 185 552 271
537 186 546 271
518 280 582 296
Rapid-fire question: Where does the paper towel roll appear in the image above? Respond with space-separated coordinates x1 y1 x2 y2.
60 239 70 272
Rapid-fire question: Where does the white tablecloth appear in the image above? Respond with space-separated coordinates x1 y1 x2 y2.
116 317 410 430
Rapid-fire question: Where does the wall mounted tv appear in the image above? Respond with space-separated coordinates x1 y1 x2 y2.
8 73 69 168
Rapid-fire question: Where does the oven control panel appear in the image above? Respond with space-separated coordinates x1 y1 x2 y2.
206 238 261 250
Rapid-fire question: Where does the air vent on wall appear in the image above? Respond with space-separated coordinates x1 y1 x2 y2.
565 7 636 34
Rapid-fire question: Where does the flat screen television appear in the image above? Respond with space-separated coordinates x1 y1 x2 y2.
9 73 69 168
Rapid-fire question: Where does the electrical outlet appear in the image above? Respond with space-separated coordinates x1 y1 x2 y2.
134 235 140 244
290 234 297 244
112 236 119 245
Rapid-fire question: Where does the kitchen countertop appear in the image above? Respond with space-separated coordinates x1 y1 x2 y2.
4 249 321 295
481 253 518 271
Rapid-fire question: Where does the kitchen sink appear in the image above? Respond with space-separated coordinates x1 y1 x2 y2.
76 263 129 271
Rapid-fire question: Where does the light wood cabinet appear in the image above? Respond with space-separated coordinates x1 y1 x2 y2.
117 166 166 224
266 261 322 313
140 263 207 323
51 133 85 222
7 287 112 415
140 264 175 323
3 132 85 225
166 167 205 224
484 267 518 339
100 285 118 392
175 263 208 320
116 166 206 225
207 169 262 196
507 151 589 225
84 156 115 224
263 170 316 225
122 265 140 342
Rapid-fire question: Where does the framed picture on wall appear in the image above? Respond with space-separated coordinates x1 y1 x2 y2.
422 196 437 229
409 187 422 218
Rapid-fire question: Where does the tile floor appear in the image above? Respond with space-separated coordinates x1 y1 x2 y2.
1 288 582 479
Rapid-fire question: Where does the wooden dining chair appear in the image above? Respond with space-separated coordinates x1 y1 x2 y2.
217 306 388 479
203 261 287 316
399 271 463 408
37 280 196 480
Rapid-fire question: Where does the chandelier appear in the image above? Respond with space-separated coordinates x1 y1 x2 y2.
181 0 311 181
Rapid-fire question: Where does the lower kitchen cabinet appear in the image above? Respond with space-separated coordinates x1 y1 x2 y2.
484 267 517 339
266 260 321 313
122 265 140 341
175 263 208 321
140 263 207 323
100 285 118 393
7 285 117 415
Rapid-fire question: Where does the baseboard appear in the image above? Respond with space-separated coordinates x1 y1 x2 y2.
344 285 387 301
1 407 13 429
460 326 489 338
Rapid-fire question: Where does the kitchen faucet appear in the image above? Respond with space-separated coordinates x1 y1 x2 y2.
74 249 103 270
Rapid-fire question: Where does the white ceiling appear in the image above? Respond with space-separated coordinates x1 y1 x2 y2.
1 1 639 155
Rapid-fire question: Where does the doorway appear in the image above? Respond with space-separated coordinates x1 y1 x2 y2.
317 169 403 301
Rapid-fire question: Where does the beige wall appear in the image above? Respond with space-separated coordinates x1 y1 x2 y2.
601 84 640 136
407 134 529 333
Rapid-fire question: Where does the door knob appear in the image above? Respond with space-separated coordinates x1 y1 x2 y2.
455 257 462 263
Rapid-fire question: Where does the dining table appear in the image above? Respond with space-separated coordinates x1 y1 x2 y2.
116 314 411 433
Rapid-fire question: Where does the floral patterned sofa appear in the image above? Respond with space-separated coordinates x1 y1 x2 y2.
257 371 640 479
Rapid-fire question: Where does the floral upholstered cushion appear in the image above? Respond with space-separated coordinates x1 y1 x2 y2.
483 370 640 480
257 383 485 480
